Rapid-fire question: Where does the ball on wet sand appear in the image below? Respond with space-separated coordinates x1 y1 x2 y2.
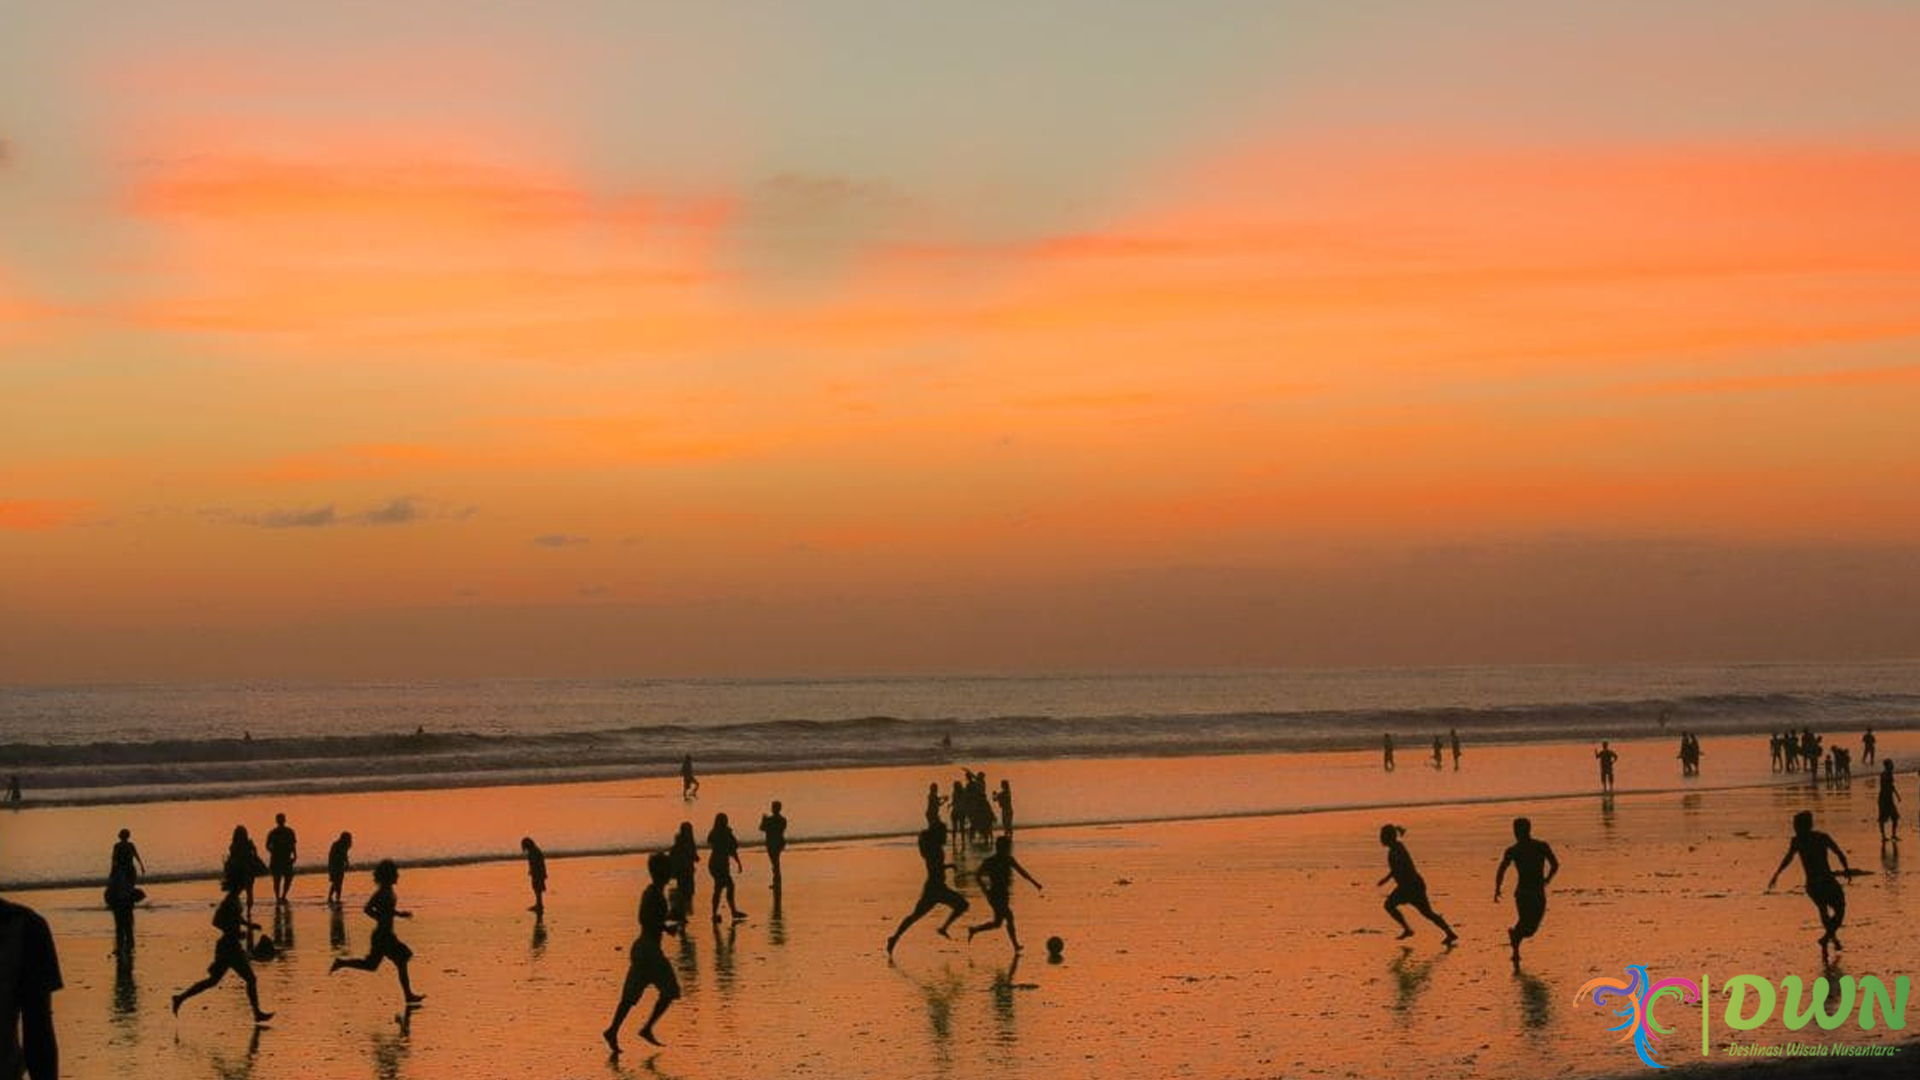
1045 935 1064 961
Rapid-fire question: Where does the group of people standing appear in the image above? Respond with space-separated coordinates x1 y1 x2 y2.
926 770 1014 846
1380 730 1465 772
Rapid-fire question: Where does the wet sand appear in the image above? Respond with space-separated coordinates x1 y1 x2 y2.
29 760 1920 1080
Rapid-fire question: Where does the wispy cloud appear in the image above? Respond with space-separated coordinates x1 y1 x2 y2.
532 534 589 548
213 496 473 529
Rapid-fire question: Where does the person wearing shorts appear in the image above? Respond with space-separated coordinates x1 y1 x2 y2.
604 851 681 1053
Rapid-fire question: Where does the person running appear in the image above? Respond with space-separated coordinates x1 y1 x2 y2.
522 837 548 915
225 826 265 915
994 780 1015 836
705 813 746 923
1377 825 1457 945
1863 728 1877 765
1594 742 1619 792
172 878 273 1024
0 886 60 1078
1494 817 1560 969
886 821 970 956
265 813 297 904
680 754 700 799
1878 761 1901 841
668 822 700 921
329 859 425 1005
1767 810 1853 953
758 801 788 889
603 852 680 1053
966 836 1043 952
326 832 353 906
1383 733 1396 772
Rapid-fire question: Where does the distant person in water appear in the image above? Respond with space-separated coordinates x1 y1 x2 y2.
1430 736 1444 770
887 821 969 956
1879 762 1901 842
330 859 425 1005
1449 729 1462 771
680 754 699 799
1383 734 1396 772
758 801 788 889
225 826 265 914
522 837 548 915
706 813 747 922
994 780 1015 835
173 877 273 1024
668 822 700 921
5 775 20 805
265 813 297 904
1768 809 1853 953
1495 817 1560 969
1863 728 1877 765
1378 825 1458 945
326 832 353 906
604 852 680 1053
1594 742 1619 792
0 884 61 1078
967 836 1043 952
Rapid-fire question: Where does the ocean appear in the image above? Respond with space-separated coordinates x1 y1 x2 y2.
2 662 1917 804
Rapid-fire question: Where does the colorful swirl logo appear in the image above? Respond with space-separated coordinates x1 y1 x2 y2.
1575 966 1703 1068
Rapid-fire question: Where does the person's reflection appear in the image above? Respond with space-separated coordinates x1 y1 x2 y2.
1682 792 1703 816
712 921 738 1000
898 962 963 1071
272 903 294 951
990 954 1023 1048
1390 946 1446 1015
111 948 138 1032
675 927 700 997
768 887 785 948
371 1009 411 1080
210 1025 262 1080
330 902 348 951
531 912 549 959
1516 970 1552 1030
1601 793 1617 831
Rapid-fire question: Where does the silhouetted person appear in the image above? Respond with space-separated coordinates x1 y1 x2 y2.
224 826 265 915
1430 736 1443 770
522 837 547 915
4 776 19 805
265 814 297 904
1 886 61 1078
967 836 1042 952
326 832 353 906
994 780 1015 835
1863 728 1877 765
1377 825 1457 945
604 851 680 1053
925 782 945 827
1879 762 1901 842
706 813 746 922
106 829 145 957
948 779 966 843
680 754 699 799
668 822 699 921
758 801 788 888
887 821 970 956
1382 734 1395 772
1449 729 1462 770
172 879 272 1024
1594 742 1618 792
329 859 425 1005
1768 809 1853 953
1495 817 1559 969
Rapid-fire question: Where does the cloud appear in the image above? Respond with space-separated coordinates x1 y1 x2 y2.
0 499 93 531
217 496 472 529
532 534 589 548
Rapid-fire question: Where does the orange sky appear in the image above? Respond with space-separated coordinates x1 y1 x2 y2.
3 4 1919 680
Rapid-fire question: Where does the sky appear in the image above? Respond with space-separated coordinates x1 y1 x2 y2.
3 1 1918 681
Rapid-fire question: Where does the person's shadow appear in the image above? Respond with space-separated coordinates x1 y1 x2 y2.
209 1025 262 1080
530 913 548 960
111 948 138 1030
1390 946 1450 1016
330 904 348 952
1515 970 1552 1030
371 1008 411 1080
768 886 785 948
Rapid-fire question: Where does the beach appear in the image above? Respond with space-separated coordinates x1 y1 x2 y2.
18 746 1920 1080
